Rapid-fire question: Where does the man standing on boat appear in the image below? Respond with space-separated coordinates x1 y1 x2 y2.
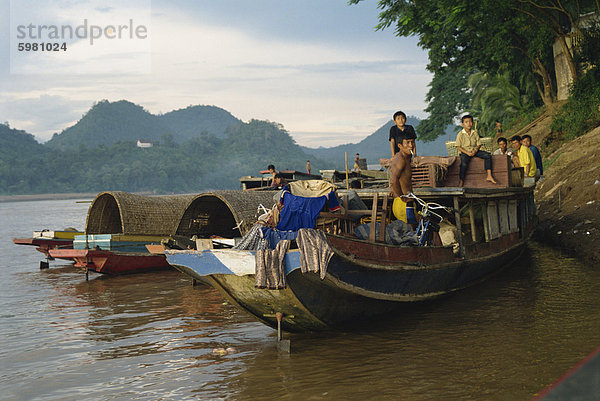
389 137 418 225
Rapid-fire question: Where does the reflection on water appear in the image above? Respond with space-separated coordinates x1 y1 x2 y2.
1 200 599 400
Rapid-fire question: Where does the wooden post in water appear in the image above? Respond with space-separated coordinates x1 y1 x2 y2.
345 152 349 190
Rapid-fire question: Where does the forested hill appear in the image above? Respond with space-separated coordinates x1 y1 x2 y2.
0 120 334 195
302 116 449 166
0 124 47 157
45 100 242 151
159 105 241 141
46 100 170 151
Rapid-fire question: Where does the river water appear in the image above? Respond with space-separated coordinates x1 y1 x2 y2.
1 199 599 401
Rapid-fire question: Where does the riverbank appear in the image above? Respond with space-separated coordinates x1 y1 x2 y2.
0 191 170 203
514 110 600 265
0 193 98 203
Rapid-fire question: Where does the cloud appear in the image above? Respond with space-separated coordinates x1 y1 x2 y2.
0 95 91 141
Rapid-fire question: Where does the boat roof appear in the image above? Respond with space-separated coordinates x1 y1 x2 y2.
339 186 535 200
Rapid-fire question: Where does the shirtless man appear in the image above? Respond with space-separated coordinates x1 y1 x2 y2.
389 137 417 224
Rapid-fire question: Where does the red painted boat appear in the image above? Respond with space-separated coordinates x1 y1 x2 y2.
48 248 171 275
13 237 74 258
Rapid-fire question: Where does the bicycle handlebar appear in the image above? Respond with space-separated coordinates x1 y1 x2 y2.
400 192 452 221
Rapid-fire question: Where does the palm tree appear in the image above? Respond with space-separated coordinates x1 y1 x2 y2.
467 71 526 135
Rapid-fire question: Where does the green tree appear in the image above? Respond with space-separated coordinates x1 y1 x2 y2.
350 0 600 139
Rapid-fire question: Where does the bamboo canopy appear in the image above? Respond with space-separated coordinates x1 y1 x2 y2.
176 190 277 238
85 191 197 236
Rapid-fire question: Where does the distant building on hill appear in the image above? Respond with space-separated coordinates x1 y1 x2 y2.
137 139 153 148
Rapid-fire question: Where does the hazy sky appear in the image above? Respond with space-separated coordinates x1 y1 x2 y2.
0 0 431 146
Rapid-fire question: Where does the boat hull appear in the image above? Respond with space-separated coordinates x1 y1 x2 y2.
167 234 527 331
49 248 171 275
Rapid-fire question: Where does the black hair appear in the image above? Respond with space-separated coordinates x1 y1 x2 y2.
522 134 532 141
274 173 284 179
267 164 275 170
497 137 507 144
461 114 473 123
495 120 501 124
510 135 522 142
393 111 406 120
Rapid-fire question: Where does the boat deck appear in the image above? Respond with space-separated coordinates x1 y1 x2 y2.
339 185 534 200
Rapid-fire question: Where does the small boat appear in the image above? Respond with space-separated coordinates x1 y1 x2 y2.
240 170 322 190
165 155 537 332
13 229 83 268
49 248 170 275
48 233 176 275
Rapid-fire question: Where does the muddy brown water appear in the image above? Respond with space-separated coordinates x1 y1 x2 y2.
1 199 599 400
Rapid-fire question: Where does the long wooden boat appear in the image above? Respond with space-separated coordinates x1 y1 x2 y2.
165 175 537 331
49 248 170 275
240 170 322 190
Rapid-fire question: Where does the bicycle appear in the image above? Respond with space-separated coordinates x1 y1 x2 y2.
400 192 452 246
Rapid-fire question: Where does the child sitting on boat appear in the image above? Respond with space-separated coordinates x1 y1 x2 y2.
455 115 497 187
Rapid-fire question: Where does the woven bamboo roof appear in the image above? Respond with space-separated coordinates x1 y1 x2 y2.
85 191 197 235
176 190 277 238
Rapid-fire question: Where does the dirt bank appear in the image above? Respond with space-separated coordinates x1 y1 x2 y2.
519 113 600 265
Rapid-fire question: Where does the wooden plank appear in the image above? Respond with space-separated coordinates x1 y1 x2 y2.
468 201 477 242
482 202 490 242
379 194 388 242
509 199 519 233
369 192 379 242
453 196 465 258
487 201 500 240
343 194 349 233
499 200 510 235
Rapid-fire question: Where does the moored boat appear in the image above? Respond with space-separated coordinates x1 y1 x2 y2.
13 229 83 268
240 169 322 190
49 248 170 274
165 155 537 331
165 183 536 331
12 230 82 258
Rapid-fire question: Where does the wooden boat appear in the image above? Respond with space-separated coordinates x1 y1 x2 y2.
166 185 536 332
47 233 176 275
49 248 170 274
240 170 322 190
165 155 537 332
12 230 82 267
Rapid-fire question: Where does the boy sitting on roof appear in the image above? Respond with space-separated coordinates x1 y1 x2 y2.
455 115 497 187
